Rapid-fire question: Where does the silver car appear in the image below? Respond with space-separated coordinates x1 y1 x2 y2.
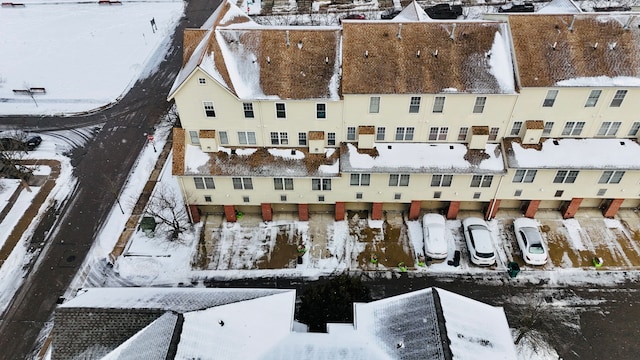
513 218 548 265
462 217 496 266
423 213 447 259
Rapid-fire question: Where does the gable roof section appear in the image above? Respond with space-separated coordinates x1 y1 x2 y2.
391 0 432 22
341 21 516 94
536 0 582 14
509 14 640 87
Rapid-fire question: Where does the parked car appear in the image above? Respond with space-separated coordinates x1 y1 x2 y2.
498 2 534 13
425 4 463 19
340 14 365 23
462 217 496 266
26 135 42 150
381 9 401 20
423 213 447 259
513 218 548 265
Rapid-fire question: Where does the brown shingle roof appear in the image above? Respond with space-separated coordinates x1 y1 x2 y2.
183 29 208 66
358 126 375 135
309 131 325 140
199 130 216 138
509 14 640 87
341 21 511 94
173 128 185 176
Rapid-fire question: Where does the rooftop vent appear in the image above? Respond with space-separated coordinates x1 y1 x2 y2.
267 56 271 64
568 15 576 32
286 30 290 46
325 56 329 64
387 145 392 149
297 40 303 50
592 42 598 50
551 41 557 50
449 145 454 149
552 140 559 145
231 149 237 154
433 49 438 58
365 50 369 58
620 141 626 146
397 23 402 39
416 50 420 58
291 149 297 155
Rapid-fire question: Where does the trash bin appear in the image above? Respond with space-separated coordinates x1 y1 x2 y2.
507 262 520 278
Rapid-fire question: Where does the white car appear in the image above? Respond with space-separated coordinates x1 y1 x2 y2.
462 217 496 266
423 213 447 259
513 218 548 265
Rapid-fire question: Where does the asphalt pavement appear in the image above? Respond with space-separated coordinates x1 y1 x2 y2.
0 0 220 359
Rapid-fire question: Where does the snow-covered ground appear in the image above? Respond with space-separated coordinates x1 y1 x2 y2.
0 0 184 115
3 2 640 359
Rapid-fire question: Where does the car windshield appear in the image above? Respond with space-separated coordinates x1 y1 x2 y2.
529 243 545 254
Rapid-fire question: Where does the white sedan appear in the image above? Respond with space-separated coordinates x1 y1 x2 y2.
462 217 496 266
513 218 548 265
423 213 447 259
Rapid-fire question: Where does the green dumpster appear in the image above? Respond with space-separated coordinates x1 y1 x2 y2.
139 216 157 237
507 262 520 278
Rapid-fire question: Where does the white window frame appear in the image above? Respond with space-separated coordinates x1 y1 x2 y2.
203 101 216 117
312 178 331 191
194 176 215 189
376 127 385 141
543 90 558 107
316 103 327 119
433 96 445 113
512 169 537 183
270 132 289 145
585 90 601 107
243 102 254 118
350 173 371 186
458 127 469 141
598 170 624 184
489 127 499 141
610 90 627 107
198 77 206 85
395 127 414 141
429 127 448 141
275 102 286 118
238 131 257 145
542 122 554 136
409 96 421 113
473 96 486 113
298 132 307 146
189 130 200 145
561 122 585 136
327 132 336 146
274 177 294 190
232 177 253 190
347 127 356 141
597 122 621 137
431 174 453 187
628 122 640 137
369 96 380 113
510 121 523 136
470 175 493 188
389 174 410 187
553 170 579 184
219 131 229 145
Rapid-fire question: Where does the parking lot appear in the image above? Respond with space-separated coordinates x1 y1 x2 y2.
197 207 640 273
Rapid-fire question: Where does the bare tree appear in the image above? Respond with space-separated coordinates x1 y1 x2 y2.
144 183 191 241
0 131 34 181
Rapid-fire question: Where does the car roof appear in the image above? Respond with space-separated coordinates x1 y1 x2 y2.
520 227 543 245
469 225 493 252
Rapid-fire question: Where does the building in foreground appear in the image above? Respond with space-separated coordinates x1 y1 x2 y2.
52 287 517 359
168 0 640 222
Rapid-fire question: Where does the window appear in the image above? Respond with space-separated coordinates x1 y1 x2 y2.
376 127 385 141
194 177 215 189
512 169 537 183
298 132 307 146
274 177 294 190
597 189 607 196
409 96 421 113
458 127 469 141
270 132 288 145
189 130 200 145
553 170 579 184
598 170 625 184
280 195 287 201
543 90 558 107
243 196 250 203
585 90 601 107
514 190 522 197
395 127 414 141
350 173 371 186
554 190 564 197
510 121 523 136
394 193 402 200
347 127 356 141
610 90 627 107
312 178 331 190
356 193 363 199
433 96 445 113
203 101 216 117
628 122 640 137
327 132 336 146
369 96 380 113
198 78 206 85
219 131 229 145
318 195 325 202
204 195 212 202
597 122 621 137
561 122 585 136
237 131 256 145
233 177 253 190
243 103 254 118
473 192 481 199
470 175 493 188
433 191 442 199
542 122 554 136
275 103 286 118
429 127 448 141
389 174 410 186
489 127 499 141
431 174 453 187
316 103 326 119
473 97 486 113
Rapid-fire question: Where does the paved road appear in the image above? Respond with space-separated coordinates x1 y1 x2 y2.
0 1 220 359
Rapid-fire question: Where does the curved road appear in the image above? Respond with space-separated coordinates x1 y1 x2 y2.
0 0 220 359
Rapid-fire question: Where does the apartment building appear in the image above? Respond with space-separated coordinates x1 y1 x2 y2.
168 0 640 223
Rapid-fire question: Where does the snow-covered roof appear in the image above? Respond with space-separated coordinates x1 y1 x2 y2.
340 143 505 174
391 0 432 22
341 21 515 94
55 287 516 360
509 14 640 88
536 0 582 14
183 144 340 177
504 138 640 169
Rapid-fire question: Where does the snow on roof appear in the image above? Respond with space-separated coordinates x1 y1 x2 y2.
437 288 517 360
61 287 292 313
505 138 640 169
341 143 505 174
184 145 340 177
391 0 432 22
176 291 295 359
509 14 640 88
536 0 582 14
101 312 178 360
259 332 389 360
168 30 214 97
